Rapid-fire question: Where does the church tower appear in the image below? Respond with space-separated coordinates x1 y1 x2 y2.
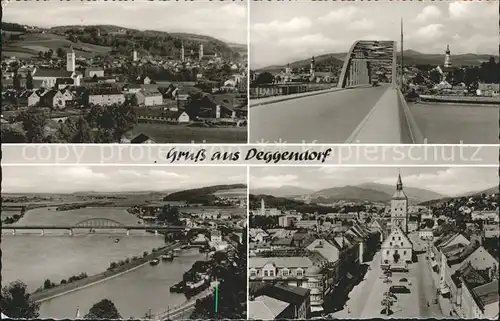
66 46 75 72
444 45 451 68
261 198 265 215
310 56 315 77
390 173 408 234
180 43 185 62
132 49 138 62
199 44 204 61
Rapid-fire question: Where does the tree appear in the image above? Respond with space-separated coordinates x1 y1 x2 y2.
1 126 27 143
56 47 65 59
16 109 48 143
26 72 34 90
1 280 41 318
84 299 121 319
71 116 93 143
157 205 180 224
13 72 21 90
254 72 274 85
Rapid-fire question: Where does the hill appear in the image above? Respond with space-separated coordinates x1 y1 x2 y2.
311 185 392 203
251 186 314 198
309 183 445 204
257 49 497 72
459 185 499 197
249 194 334 214
358 183 445 203
163 184 247 204
258 53 343 73
2 23 241 60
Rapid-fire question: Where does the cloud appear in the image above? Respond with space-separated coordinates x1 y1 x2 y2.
448 1 497 20
318 6 359 24
277 33 337 48
251 174 299 189
412 24 445 42
253 17 312 34
348 18 375 31
2 166 246 193
414 5 442 23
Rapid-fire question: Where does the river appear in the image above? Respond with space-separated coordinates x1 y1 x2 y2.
1 206 207 319
409 102 499 144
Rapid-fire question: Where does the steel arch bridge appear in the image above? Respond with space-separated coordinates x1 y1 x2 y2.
73 218 126 229
337 40 396 89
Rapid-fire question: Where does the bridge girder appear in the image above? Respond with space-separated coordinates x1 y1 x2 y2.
73 218 126 229
338 40 397 89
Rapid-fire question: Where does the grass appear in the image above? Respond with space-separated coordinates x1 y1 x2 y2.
129 123 247 143
2 32 111 58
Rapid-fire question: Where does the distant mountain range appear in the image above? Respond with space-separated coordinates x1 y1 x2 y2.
257 49 498 72
251 186 315 198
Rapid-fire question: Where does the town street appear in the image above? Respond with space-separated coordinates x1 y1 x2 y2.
335 251 449 318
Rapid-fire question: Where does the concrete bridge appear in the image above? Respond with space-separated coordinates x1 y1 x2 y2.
250 40 497 144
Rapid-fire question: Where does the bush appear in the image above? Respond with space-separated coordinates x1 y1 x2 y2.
60 279 67 284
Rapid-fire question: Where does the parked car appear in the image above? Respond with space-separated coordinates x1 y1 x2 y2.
400 278 408 282
390 285 410 294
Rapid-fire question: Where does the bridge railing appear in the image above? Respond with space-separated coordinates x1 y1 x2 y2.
396 88 425 144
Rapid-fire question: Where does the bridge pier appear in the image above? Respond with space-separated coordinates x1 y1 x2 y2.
68 229 73 236
126 229 130 236
12 229 16 236
40 229 44 236
155 230 158 236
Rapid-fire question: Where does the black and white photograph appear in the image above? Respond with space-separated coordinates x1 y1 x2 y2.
249 0 499 144
1 166 247 320
1 1 248 144
248 166 499 319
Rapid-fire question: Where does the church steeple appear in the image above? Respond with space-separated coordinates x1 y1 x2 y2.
396 173 403 191
445 44 450 54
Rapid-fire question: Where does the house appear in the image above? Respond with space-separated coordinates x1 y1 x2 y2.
249 255 329 310
41 89 67 109
85 88 125 106
419 228 434 240
278 214 301 227
380 226 413 266
56 78 74 90
85 67 105 78
135 89 163 106
32 68 81 88
460 266 499 319
211 230 222 243
164 111 190 123
130 133 155 144
137 76 151 85
249 284 311 319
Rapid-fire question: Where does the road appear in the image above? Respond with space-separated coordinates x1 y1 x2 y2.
249 85 388 143
334 252 448 319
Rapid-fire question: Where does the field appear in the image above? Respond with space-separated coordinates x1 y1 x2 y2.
128 123 247 143
213 188 247 197
2 32 112 58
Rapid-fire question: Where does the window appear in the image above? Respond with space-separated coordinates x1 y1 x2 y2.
297 281 303 287
264 270 269 277
269 270 274 277
297 269 303 277
282 269 289 277
390 242 393 246
398 237 401 241
401 242 404 246
386 250 390 255
392 236 395 241
403 251 407 255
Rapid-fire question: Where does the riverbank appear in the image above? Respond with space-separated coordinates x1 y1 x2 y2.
31 241 182 303
419 95 500 105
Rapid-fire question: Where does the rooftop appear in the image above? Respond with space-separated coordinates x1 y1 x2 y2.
473 280 499 308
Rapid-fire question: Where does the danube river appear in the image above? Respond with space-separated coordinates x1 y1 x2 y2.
1 206 206 319
409 102 499 144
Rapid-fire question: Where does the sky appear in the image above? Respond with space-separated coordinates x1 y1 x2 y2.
2 0 247 44
2 166 247 194
250 167 499 196
251 0 499 68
